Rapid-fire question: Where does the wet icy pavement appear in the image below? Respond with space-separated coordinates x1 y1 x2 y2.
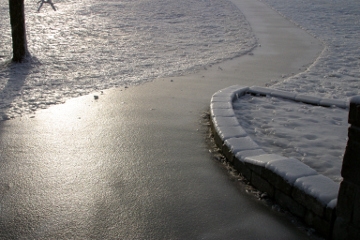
0 0 324 237
0 84 318 240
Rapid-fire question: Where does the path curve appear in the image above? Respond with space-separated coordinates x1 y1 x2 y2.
0 0 323 238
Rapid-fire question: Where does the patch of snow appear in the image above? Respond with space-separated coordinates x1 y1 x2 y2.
233 94 348 182
269 89 297 100
224 136 260 154
212 86 249 101
265 158 318 184
235 149 267 160
319 98 348 109
226 85 249 95
262 0 360 99
294 95 321 106
248 86 272 96
217 126 247 140
242 153 287 166
294 175 340 205
211 96 233 103
212 116 240 127
327 198 337 209
210 108 235 118
210 102 233 110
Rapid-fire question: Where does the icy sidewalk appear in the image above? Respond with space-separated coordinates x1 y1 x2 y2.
210 85 346 238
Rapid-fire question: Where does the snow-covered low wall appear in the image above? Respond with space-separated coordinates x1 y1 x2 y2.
210 85 347 238
333 96 360 240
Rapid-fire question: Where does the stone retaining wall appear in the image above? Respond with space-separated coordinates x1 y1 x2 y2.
210 85 348 239
333 96 360 239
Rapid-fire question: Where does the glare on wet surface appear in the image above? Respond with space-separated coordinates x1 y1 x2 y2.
0 85 313 239
0 96 159 238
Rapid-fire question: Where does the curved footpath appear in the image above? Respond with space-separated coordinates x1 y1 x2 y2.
0 0 324 239
210 85 347 238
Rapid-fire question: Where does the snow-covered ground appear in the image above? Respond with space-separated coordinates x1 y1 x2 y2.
233 0 360 182
0 0 256 119
233 94 348 182
263 0 360 99
262 0 360 99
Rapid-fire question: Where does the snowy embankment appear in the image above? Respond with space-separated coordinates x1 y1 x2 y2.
233 0 360 182
0 0 256 120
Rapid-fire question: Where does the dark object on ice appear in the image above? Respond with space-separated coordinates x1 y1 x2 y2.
333 96 360 240
9 0 29 62
37 0 56 12
94 95 99 100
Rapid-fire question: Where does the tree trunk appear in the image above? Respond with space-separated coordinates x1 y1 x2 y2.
9 0 28 62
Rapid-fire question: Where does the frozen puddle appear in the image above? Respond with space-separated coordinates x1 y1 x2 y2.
233 93 348 183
